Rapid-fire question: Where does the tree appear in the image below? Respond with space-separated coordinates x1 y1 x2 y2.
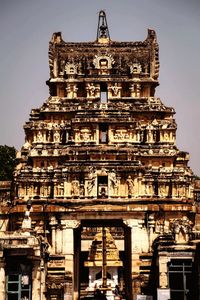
0 145 16 181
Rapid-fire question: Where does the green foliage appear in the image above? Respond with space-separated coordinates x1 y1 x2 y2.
0 145 16 180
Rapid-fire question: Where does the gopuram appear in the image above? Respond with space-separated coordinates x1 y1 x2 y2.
1 10 200 300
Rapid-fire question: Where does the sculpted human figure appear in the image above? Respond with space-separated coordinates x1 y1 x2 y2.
110 171 119 195
87 83 96 97
54 130 60 143
66 84 78 98
87 172 96 195
71 180 80 196
37 131 43 142
126 175 134 196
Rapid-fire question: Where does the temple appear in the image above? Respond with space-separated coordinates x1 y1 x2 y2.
1 11 200 300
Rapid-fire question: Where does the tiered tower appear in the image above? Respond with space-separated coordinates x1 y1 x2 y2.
0 11 198 300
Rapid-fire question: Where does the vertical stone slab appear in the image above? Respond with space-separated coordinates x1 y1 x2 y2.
32 261 42 300
61 220 80 300
0 259 5 300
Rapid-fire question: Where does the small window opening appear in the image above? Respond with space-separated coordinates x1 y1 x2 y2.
100 83 108 103
153 177 158 196
99 124 108 144
153 130 160 143
97 176 108 198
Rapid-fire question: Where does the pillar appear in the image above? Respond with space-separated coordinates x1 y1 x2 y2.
61 220 80 300
49 216 57 254
0 259 5 300
158 254 170 291
124 219 142 300
32 260 43 300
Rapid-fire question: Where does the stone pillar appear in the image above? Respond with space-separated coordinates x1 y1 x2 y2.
0 259 5 300
61 220 80 300
56 227 63 254
158 254 170 289
32 260 42 300
49 216 58 254
124 219 141 300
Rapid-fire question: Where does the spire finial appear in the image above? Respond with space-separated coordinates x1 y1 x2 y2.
96 10 110 42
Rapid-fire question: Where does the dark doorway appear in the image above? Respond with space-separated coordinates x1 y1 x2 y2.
97 176 108 198
168 259 193 300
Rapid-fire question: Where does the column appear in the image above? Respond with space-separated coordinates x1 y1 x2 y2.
32 260 42 300
61 220 80 300
158 254 170 289
49 216 58 254
0 259 5 300
123 219 142 300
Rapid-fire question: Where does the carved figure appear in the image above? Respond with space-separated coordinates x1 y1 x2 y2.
54 130 60 143
109 171 119 195
37 131 43 142
171 217 193 244
87 83 96 97
66 84 78 98
159 185 166 197
111 83 121 97
87 172 96 195
126 176 134 196
65 62 78 75
93 54 115 70
130 63 142 74
57 183 64 196
71 180 80 196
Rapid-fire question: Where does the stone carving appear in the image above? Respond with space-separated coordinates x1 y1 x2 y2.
93 54 115 70
130 83 141 98
171 217 193 244
56 183 64 196
65 62 78 75
113 129 130 140
109 83 121 97
80 128 92 142
130 63 142 75
37 131 43 142
109 171 119 195
66 83 78 98
71 180 80 196
159 184 166 197
126 176 135 197
22 211 32 230
86 83 99 98
62 220 80 228
54 130 60 143
87 172 96 196
159 272 168 288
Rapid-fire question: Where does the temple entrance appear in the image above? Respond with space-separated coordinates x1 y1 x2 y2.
168 259 193 300
77 220 132 300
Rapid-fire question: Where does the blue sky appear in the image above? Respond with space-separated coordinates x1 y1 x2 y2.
0 0 200 174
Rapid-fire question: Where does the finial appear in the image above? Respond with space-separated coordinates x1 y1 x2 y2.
96 10 110 42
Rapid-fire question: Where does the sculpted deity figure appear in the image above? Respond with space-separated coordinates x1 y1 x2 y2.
159 185 166 197
126 175 134 196
54 130 60 143
37 131 43 142
87 172 96 195
86 83 97 97
57 183 64 196
66 84 78 98
111 83 121 97
71 180 80 196
109 171 119 195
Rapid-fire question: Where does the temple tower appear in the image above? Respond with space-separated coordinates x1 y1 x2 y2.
0 11 199 300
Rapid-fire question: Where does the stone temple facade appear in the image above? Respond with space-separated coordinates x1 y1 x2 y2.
1 11 200 300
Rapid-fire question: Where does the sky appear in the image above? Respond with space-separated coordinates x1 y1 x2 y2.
0 0 200 174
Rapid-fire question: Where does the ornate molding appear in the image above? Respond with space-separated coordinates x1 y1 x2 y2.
61 220 80 229
93 54 115 69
